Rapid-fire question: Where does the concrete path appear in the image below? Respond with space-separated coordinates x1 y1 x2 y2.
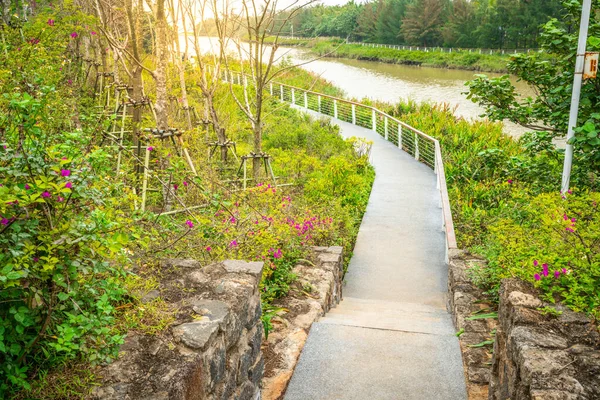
284 112 467 399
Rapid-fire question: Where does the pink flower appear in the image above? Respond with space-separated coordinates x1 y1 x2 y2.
542 264 549 277
185 220 193 228
229 240 238 247
571 218 576 222
67 79 72 85
205 246 211 252
57 196 64 202
65 182 73 189
183 181 189 187
41 191 51 198
563 214 568 221
47 19 54 26
91 31 97 35
0 218 8 225
24 184 30 190
147 146 154 151
70 32 78 38
173 184 178 190
562 268 567 274
60 169 71 177
534 273 541 281
567 189 573 194
507 179 513 184
554 270 560 278
533 260 538 267
273 249 282 259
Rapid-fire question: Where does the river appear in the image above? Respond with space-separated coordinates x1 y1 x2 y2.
187 37 532 137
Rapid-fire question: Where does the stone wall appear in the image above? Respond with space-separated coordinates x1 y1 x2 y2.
489 278 600 400
92 259 265 400
448 251 600 400
448 250 497 400
262 246 344 400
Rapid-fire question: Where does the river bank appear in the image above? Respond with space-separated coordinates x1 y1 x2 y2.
269 37 511 73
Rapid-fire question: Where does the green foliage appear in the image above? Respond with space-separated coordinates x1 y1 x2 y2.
310 41 511 73
466 0 600 175
0 7 140 395
483 192 600 319
276 0 561 48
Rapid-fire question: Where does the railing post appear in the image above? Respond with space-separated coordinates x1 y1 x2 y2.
384 116 388 140
414 132 420 161
318 95 321 113
372 110 377 131
333 99 338 119
291 88 296 104
352 104 356 124
398 124 403 148
304 92 308 108
280 85 284 101
270 82 273 95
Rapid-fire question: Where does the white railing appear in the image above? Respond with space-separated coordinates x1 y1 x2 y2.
276 36 535 55
213 66 458 253
345 41 536 55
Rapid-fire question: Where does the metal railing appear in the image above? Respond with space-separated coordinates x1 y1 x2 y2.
276 36 535 55
345 41 536 55
214 66 458 255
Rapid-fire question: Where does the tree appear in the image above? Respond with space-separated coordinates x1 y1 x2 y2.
466 0 600 179
400 0 448 46
213 0 316 181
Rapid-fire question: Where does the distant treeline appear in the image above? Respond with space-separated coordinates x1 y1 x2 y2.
273 0 564 49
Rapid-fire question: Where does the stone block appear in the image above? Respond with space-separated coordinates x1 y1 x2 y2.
172 320 221 351
248 354 264 387
507 291 543 309
222 260 264 277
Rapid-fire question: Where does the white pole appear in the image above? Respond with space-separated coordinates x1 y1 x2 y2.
562 0 592 193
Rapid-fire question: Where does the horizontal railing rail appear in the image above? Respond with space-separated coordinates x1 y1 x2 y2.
211 65 458 254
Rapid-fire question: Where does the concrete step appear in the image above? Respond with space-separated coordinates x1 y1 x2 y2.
284 322 467 400
320 297 456 335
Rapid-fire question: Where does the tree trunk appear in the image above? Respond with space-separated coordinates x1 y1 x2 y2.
154 0 168 129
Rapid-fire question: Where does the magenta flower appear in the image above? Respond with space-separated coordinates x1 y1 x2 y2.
566 227 574 232
507 179 513 184
57 196 64 202
147 146 154 151
562 268 567 274
542 264 549 277
33 257 39 262
0 218 8 225
229 216 236 224
70 32 78 38
554 270 560 278
183 181 189 187
47 19 54 26
91 31 97 35
185 220 193 228
273 249 282 259
24 184 30 190
173 184 178 190
41 191 51 198
534 273 541 281
533 260 538 267
65 182 73 189
205 246 211 252
567 189 573 194
229 240 238 247
563 214 568 221
67 79 72 85
571 218 576 222
60 169 71 177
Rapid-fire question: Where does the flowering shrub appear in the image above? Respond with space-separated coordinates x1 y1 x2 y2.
481 192 600 319
0 9 139 395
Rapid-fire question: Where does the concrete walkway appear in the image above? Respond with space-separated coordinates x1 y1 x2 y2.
284 112 467 399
